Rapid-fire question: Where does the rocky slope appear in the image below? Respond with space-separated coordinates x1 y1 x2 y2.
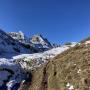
30 34 52 50
21 39 90 90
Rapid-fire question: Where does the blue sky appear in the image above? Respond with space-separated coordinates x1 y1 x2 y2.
0 0 90 44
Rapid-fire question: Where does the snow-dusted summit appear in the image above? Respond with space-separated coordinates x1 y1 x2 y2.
0 29 33 58
8 31 29 43
8 31 53 52
30 34 52 51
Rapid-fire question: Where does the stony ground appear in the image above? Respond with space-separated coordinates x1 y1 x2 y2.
21 42 90 90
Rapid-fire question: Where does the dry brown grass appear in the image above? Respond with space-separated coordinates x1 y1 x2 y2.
22 43 90 90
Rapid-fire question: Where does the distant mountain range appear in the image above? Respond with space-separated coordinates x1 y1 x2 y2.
0 29 54 58
8 31 53 52
0 30 31 54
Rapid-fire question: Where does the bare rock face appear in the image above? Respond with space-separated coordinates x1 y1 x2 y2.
8 32 53 52
21 42 90 90
31 35 41 42
30 34 52 49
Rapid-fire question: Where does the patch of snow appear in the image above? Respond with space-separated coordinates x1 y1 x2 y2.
6 80 17 90
66 83 70 87
74 64 76 66
85 41 90 45
66 83 74 90
68 85 74 90
13 46 70 70
77 69 81 74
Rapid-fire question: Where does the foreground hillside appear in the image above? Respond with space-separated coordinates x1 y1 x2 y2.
21 41 90 90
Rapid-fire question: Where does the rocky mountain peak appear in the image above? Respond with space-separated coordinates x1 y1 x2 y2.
30 34 52 49
30 34 43 43
8 31 29 43
8 31 53 52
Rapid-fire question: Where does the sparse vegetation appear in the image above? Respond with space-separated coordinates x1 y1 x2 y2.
21 44 90 90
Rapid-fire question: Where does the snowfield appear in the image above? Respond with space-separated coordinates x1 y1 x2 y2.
13 45 76 70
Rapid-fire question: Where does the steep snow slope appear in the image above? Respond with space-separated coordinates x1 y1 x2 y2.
30 34 53 50
13 44 77 71
8 32 53 52
8 31 29 43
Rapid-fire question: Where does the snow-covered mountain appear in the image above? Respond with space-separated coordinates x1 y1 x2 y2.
0 29 34 58
8 31 29 43
30 34 53 51
8 31 53 52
